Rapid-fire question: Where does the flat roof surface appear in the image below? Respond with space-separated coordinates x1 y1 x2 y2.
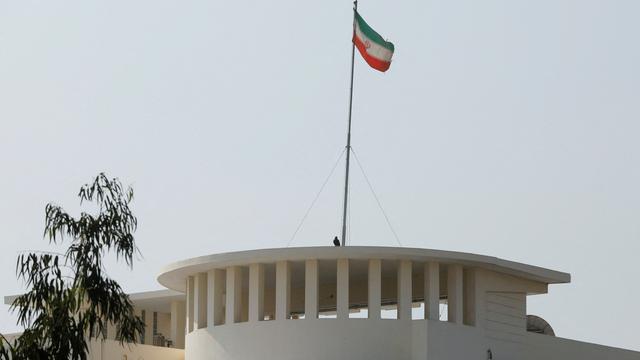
157 246 571 292
5 289 184 313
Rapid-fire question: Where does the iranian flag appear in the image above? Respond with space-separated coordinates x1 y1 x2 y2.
353 11 395 72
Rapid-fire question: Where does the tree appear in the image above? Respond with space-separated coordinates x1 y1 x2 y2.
0 173 145 359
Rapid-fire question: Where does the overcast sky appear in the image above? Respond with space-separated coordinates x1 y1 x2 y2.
1 0 639 351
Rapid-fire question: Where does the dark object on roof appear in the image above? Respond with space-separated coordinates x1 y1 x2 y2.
526 315 555 336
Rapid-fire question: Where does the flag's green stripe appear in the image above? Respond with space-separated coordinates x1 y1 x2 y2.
354 11 394 52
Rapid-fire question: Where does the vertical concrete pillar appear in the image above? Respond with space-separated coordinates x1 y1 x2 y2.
368 259 382 319
249 263 265 322
136 308 145 344
447 264 464 324
208 269 226 327
226 266 243 324
336 259 349 319
463 268 477 326
194 272 208 329
275 261 291 320
305 259 319 319
472 269 486 327
143 309 154 345
170 300 186 349
186 276 195 333
425 262 440 320
397 260 412 320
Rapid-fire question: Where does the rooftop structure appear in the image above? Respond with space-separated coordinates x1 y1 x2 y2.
10 246 636 359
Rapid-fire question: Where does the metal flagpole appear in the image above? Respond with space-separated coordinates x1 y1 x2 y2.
341 0 358 247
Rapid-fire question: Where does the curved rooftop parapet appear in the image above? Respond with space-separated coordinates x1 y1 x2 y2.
157 246 570 292
156 246 580 360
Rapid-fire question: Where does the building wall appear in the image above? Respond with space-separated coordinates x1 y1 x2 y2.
484 291 526 342
3 334 184 360
427 320 640 360
186 319 415 360
425 321 485 360
184 319 640 360
523 333 640 360
157 311 172 340
88 339 184 360
170 250 636 360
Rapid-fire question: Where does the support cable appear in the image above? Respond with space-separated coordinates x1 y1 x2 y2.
287 148 347 247
351 148 403 246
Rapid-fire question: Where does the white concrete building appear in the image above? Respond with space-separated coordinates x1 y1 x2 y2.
5 246 640 359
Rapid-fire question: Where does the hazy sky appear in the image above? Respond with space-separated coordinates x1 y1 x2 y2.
1 0 639 351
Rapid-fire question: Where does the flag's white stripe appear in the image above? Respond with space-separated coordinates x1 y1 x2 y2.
355 22 393 62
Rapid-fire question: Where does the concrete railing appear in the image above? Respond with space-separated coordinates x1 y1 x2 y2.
89 339 184 360
184 257 468 331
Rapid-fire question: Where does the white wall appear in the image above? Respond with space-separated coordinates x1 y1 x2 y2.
88 339 184 360
186 319 416 360
184 319 640 360
524 333 640 360
157 312 172 339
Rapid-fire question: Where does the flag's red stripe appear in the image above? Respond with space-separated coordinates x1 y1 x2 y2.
353 34 391 72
